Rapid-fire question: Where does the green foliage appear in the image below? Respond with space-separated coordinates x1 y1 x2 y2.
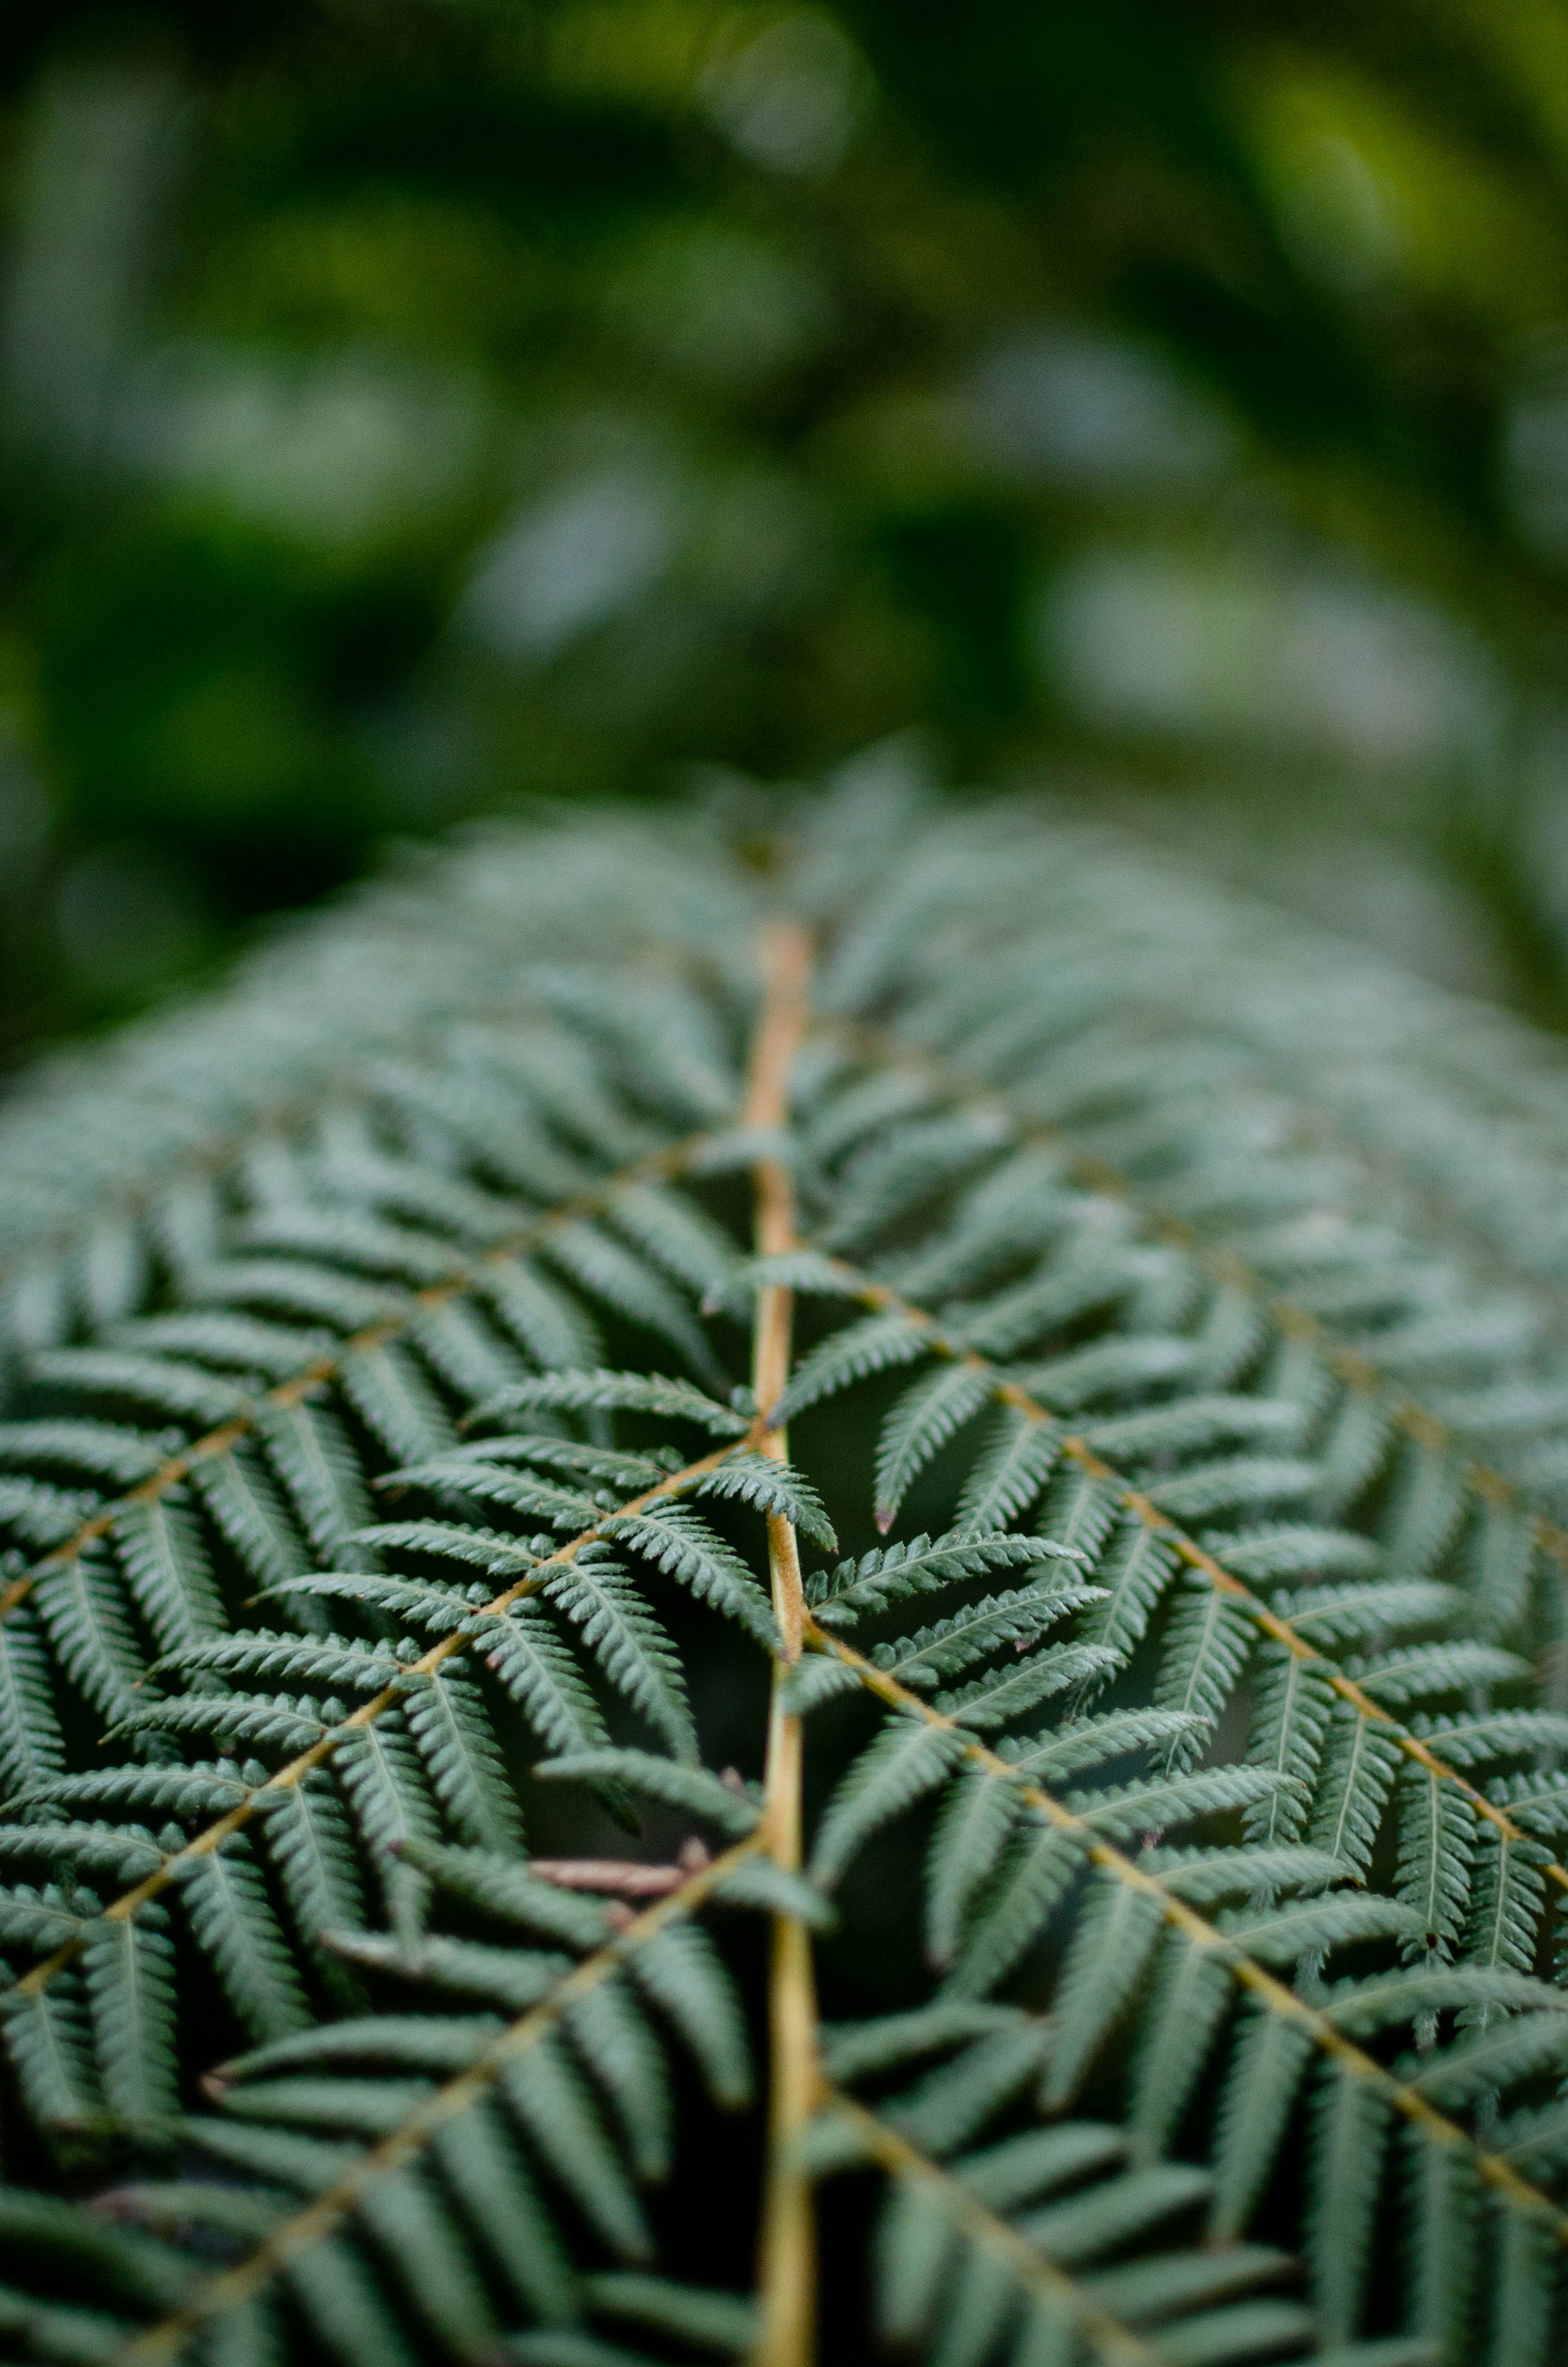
12 0 1568 1056
10 766 1568 2360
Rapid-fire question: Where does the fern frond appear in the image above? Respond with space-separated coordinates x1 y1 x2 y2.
7 785 1568 2360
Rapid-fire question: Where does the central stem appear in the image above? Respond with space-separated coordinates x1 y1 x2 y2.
746 918 818 2367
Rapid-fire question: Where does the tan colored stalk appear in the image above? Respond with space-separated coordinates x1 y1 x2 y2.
745 920 819 2367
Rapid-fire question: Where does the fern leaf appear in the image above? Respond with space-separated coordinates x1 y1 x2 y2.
925 1768 1025 1970
332 1718 445 1896
7 788 1568 2358
1208 2006 1316 2239
936 1641 1120 1731
32 1556 145 1725
943 1822 1087 1999
870 1583 1105 1694
502 2031 654 2262
598 1506 777 1649
537 1552 698 1763
402 1663 527 1852
190 1441 313 1609
1234 1895 1430 1973
882 2022 1055 2154
538 1751 760 1838
810 1722 971 1889
954 1409 1062 1532
690 1452 837 1551
280 2235 424 2367
545 1223 726 1385
710 1855 838 1928
355 2166 501 2357
81 1911 181 2120
392 1837 608 1946
627 1923 753 2111
1 1978 105 2129
1076 1517 1179 1666
806 1529 1082 1628
30 1348 250 1428
483 1257 604 1373
331 1931 569 2013
1002 1706 1205 1785
1245 1647 1337 1846
609 1182 743 1300
390 1452 606 1530
772 1311 935 1426
257 1401 373 1561
1393 1761 1476 1960
174 1837 313 2042
1310 1708 1404 1877
1464 1826 1550 1990
1308 2062 1391 2344
1484 2210 1558 2367
0 1419 173 1487
565 1973 674 2183
1354 1640 1528 1707
1069 1764 1285 1845
1128 1932 1235 2158
483 1600 617 1759
261 1773 369 1975
1041 1878 1166 2106
1151 1581 1255 1771
339 1342 457 1464
1035 1461 1123 1562
473 1370 750 1439
0 1611 66 1797
584 2273 756 2355
1403 2123 1481 2360
431 2098 579 2323
875 1364 999 1531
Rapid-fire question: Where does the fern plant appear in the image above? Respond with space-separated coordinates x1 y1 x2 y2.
6 755 1568 2364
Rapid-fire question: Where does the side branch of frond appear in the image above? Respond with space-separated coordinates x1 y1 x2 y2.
810 1251 1568 1907
823 1016 1568 1584
15 1423 762 2000
121 1833 767 2364
0 1126 720 1629
806 1621 1568 2242
821 2087 1160 2365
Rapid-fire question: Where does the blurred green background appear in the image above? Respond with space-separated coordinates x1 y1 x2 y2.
5 0 1568 1058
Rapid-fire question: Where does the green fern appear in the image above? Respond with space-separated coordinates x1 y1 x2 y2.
6 763 1568 2360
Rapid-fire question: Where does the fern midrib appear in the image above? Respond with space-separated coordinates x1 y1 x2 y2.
0 1124 722 1631
748 919 820 2367
804 1621 1568 2241
803 1250 1568 1903
825 1015 1568 1585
